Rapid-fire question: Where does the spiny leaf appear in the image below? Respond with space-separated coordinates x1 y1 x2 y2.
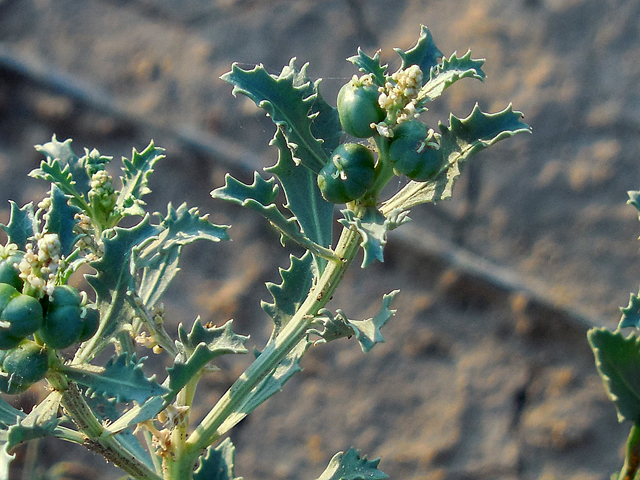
135 203 229 306
116 141 165 217
316 448 387 480
339 207 410 267
311 291 399 353
381 104 531 213
216 339 309 437
628 190 640 214
221 61 329 172
31 136 90 210
211 172 302 244
0 202 35 250
77 216 162 360
588 328 640 423
45 184 81 256
0 398 24 430
262 252 314 338
60 354 167 404
417 50 485 105
193 438 241 480
394 25 442 78
266 130 333 272
5 391 61 452
620 292 640 330
168 320 248 398
347 48 388 87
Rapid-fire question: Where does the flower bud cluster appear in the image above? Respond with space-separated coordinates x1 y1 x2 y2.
0 243 18 261
17 233 62 296
378 65 424 127
88 169 117 211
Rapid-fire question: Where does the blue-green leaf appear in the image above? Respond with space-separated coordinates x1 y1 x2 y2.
620 293 640 329
266 129 334 266
31 136 90 210
347 48 388 87
60 354 167 404
316 448 387 480
381 104 531 213
221 61 329 172
135 203 229 306
339 207 410 267
628 190 640 214
262 252 315 337
211 172 302 244
45 184 81 256
417 50 485 105
116 141 165 217
193 438 241 480
5 391 61 452
1 202 36 250
0 398 24 430
77 217 161 360
167 320 248 398
588 328 640 423
394 25 442 78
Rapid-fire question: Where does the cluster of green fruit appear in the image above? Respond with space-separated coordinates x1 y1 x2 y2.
317 76 442 204
0 253 99 393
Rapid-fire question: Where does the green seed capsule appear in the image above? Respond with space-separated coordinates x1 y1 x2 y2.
0 253 23 291
317 143 376 204
337 81 385 138
0 340 48 393
0 283 20 314
1 294 44 338
39 285 85 350
78 307 100 343
388 120 442 181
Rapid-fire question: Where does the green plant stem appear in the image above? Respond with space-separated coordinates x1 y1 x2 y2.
171 217 363 477
619 424 640 480
47 371 162 480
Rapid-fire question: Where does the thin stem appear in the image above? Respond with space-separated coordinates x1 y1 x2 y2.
175 218 363 475
48 371 162 480
619 424 640 480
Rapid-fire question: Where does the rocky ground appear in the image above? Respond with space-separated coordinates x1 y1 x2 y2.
0 0 639 478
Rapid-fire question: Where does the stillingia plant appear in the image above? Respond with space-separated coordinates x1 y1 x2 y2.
0 26 529 480
589 190 640 480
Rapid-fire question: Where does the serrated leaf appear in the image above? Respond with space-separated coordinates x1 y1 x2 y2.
262 252 314 338
381 104 531 213
417 50 485 105
311 291 399 353
316 448 387 480
116 141 165 217
0 201 35 249
338 207 409 268
620 293 640 329
168 320 248 398
216 339 309 437
45 184 81 256
211 172 302 244
60 354 167 404
0 398 24 430
266 129 334 271
5 391 61 452
588 328 640 423
394 25 442 78
135 203 229 306
347 48 388 86
77 217 161 360
628 190 640 214
221 62 329 172
193 438 241 480
31 136 91 210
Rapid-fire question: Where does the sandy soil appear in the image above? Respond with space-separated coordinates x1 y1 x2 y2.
0 0 638 478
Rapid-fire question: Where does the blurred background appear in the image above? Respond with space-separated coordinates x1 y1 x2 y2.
0 0 638 478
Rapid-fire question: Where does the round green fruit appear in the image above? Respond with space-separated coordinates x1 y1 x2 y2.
78 307 100 343
337 81 385 138
1 294 44 338
388 120 442 181
0 253 23 291
317 143 376 204
0 283 20 314
0 341 48 393
40 304 84 350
